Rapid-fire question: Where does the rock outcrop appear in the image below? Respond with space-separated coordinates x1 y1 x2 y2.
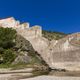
13 34 49 71
0 17 80 71
49 33 80 71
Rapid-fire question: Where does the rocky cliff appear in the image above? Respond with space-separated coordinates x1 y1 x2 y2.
49 33 80 71
13 34 49 70
0 17 80 71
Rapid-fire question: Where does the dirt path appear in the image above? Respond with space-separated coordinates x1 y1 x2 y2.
0 68 34 80
20 75 80 80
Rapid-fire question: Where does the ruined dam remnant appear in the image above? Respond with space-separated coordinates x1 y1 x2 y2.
0 17 80 71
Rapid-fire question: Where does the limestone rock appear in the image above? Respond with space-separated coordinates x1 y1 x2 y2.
49 33 80 71
0 17 80 71
12 51 31 64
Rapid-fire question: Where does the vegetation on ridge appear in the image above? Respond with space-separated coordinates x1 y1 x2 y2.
42 30 67 40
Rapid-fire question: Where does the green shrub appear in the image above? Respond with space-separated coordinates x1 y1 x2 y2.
2 49 16 64
0 27 16 49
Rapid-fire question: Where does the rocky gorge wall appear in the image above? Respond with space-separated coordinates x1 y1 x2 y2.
49 33 80 71
0 17 80 71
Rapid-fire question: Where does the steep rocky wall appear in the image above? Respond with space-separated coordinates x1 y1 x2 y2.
17 25 42 39
0 17 80 71
16 25 50 66
0 17 20 28
49 33 80 71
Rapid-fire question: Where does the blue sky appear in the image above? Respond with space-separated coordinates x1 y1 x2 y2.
0 0 80 33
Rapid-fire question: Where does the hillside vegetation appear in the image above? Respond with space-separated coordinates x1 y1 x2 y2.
42 30 67 40
0 27 49 71
0 27 16 64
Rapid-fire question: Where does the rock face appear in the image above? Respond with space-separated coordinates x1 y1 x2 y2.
49 33 80 71
13 34 43 65
13 34 49 71
0 17 29 29
13 51 31 64
0 17 80 71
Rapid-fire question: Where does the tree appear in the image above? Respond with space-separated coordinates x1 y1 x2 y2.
0 27 16 49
